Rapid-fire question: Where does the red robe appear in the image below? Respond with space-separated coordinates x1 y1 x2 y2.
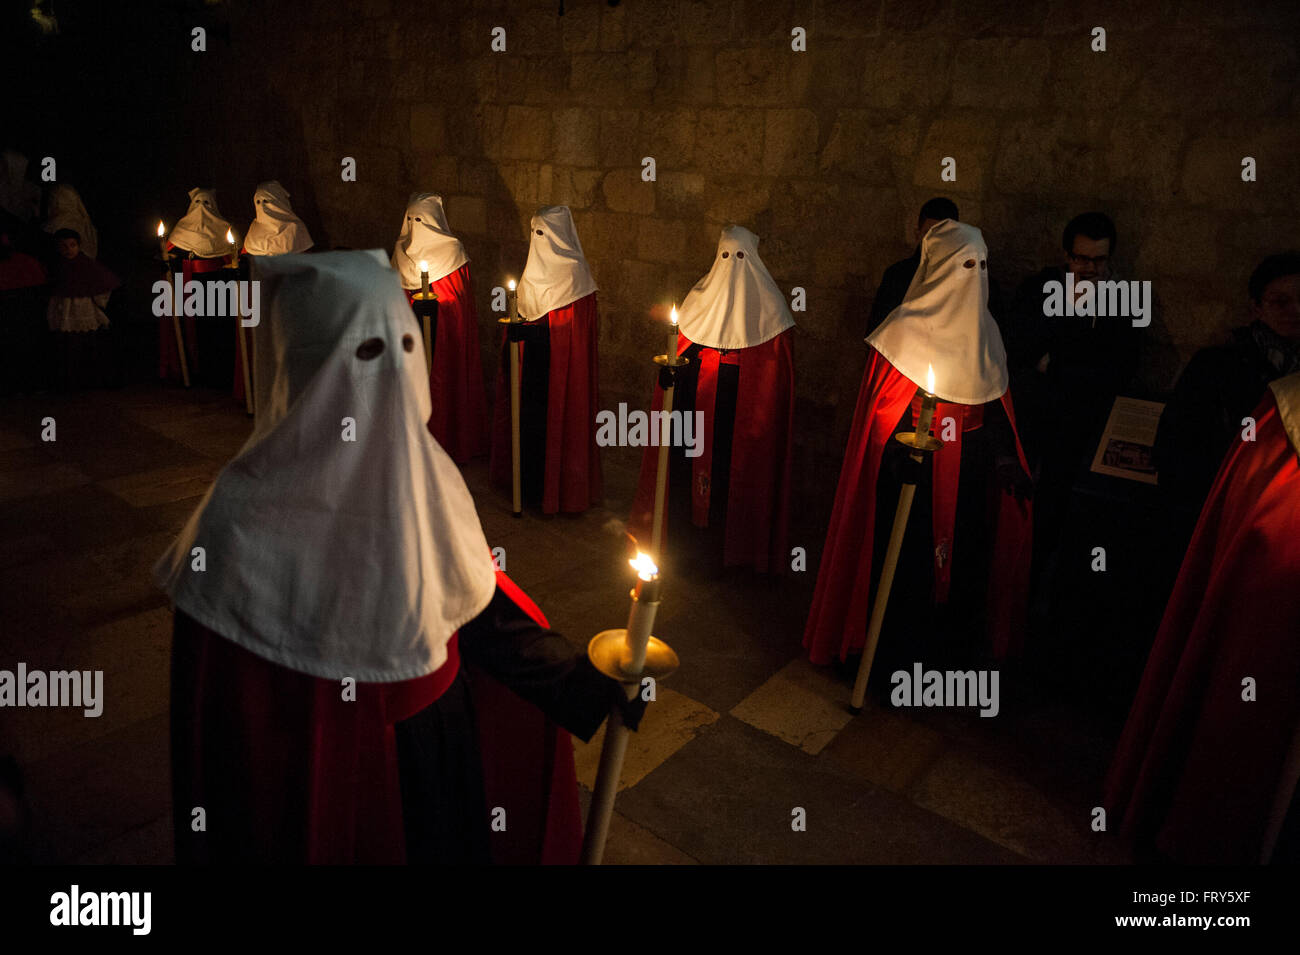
158 245 227 382
803 349 1033 665
489 292 602 513
1104 391 1300 863
171 570 582 864
628 328 795 573
406 264 489 463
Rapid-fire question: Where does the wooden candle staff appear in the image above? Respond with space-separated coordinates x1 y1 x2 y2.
850 364 945 712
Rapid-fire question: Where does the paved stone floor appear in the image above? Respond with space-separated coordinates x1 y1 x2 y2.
1 383 1130 864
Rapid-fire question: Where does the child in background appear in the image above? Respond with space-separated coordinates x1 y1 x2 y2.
46 228 118 388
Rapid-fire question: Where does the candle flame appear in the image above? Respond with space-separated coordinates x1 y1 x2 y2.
507 278 516 291
226 228 235 245
157 221 165 238
670 305 678 326
418 260 429 273
926 363 935 394
629 551 658 580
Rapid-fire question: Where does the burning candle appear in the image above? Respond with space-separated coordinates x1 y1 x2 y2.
226 228 237 266
419 259 431 299
624 552 661 674
507 278 519 321
668 305 679 359
157 220 167 259
916 363 937 438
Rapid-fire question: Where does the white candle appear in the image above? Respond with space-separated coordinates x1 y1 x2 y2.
419 259 431 299
624 552 661 673
668 305 679 359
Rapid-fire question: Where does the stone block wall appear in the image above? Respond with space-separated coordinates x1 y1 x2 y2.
175 0 1300 527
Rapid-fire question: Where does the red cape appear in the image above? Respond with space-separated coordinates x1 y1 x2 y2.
422 264 490 463
1104 392 1300 863
49 252 118 297
171 570 581 864
628 328 795 572
158 247 226 382
489 292 602 513
803 348 1032 665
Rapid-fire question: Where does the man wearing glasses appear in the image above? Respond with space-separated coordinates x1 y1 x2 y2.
1005 212 1142 599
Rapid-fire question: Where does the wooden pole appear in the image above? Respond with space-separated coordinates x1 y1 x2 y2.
510 337 522 516
422 310 433 377
850 480 918 710
237 319 253 415
172 310 190 389
650 381 674 558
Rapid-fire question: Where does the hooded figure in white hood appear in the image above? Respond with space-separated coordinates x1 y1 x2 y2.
159 188 239 384
165 187 237 261
490 205 602 513
629 225 797 574
390 193 487 463
157 250 629 864
232 181 315 406
805 220 1034 673
242 180 313 256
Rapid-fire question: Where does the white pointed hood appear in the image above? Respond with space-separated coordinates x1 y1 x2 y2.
678 225 794 350
1271 371 1300 458
390 192 468 288
167 187 237 258
866 219 1008 404
153 250 497 682
243 180 313 256
516 205 597 320
43 184 99 259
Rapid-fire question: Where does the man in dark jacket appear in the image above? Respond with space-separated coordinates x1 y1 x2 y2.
1154 251 1300 526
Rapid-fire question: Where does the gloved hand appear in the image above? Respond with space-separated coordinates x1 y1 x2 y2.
506 318 545 344
883 435 924 487
996 455 1034 502
610 682 650 732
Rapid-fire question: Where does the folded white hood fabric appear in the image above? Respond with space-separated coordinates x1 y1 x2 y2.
678 225 794 350
866 219 1009 404
516 205 597 320
43 184 99 260
167 187 237 259
154 250 497 682
390 192 468 288
243 180 313 256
